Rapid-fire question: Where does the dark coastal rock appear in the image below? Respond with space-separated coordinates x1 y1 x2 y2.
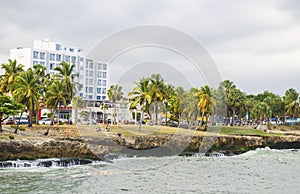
1 133 300 161
112 134 300 155
0 137 99 161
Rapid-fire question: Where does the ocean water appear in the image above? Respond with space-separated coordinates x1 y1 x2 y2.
0 148 299 194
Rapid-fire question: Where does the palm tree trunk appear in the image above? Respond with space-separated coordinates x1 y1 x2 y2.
0 114 3 132
28 110 33 127
201 111 205 126
14 112 24 134
231 110 236 126
155 105 158 125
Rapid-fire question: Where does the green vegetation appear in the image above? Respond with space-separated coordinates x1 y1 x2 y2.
127 74 300 128
107 85 123 125
101 125 275 137
1 58 300 138
220 126 271 136
0 60 78 134
0 94 25 132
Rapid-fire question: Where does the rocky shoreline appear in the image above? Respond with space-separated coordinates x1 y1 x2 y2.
1 130 300 161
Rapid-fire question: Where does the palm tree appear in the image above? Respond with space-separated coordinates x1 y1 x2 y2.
227 88 245 125
54 61 78 100
219 80 236 125
12 69 42 127
107 84 123 125
196 85 216 127
128 77 151 124
0 59 24 94
149 74 166 124
71 96 86 125
101 103 109 123
284 88 300 119
44 80 70 133
174 87 185 123
180 89 198 128
251 102 272 126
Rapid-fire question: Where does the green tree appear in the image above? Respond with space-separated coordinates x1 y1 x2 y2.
101 103 109 123
227 88 245 125
149 74 166 124
180 88 198 128
54 61 78 101
71 96 86 125
12 69 42 127
128 77 152 123
0 59 24 94
251 102 272 125
107 84 123 125
44 80 70 127
219 80 236 124
0 94 25 132
284 88 300 119
196 85 216 127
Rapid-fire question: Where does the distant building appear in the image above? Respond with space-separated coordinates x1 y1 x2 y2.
10 39 109 123
10 39 108 102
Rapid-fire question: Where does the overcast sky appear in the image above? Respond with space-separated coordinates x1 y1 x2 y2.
1 0 300 96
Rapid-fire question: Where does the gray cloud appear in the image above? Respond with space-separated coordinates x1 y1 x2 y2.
0 0 299 95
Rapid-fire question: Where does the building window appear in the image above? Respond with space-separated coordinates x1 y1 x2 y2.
79 75 83 79
40 52 45 60
33 60 38 65
102 96 106 100
89 79 93 85
89 70 93 77
33 51 39 59
50 53 55 61
102 80 106 86
97 63 102 70
85 78 89 85
80 93 83 97
86 87 93 93
79 66 84 71
89 61 93 69
97 71 101 78
103 72 107 78
80 57 84 62
88 95 93 100
97 79 101 86
70 48 74 52
56 54 61 61
40 61 45 66
56 44 62 51
71 56 76 63
102 88 106 94
50 63 55 70
97 88 101 94
97 96 101 100
103 64 107 70
65 55 70 62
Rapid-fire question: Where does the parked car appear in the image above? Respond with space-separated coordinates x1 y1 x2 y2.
1 118 16 125
15 116 29 125
38 118 52 125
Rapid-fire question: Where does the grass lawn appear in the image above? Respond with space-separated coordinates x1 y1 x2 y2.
4 123 275 138
219 126 272 136
77 124 274 137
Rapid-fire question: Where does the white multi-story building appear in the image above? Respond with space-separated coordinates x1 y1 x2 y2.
10 39 108 102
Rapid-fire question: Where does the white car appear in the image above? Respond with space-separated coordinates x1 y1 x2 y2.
38 118 52 125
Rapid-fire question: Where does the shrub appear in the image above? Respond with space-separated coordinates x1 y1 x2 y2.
8 135 15 139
